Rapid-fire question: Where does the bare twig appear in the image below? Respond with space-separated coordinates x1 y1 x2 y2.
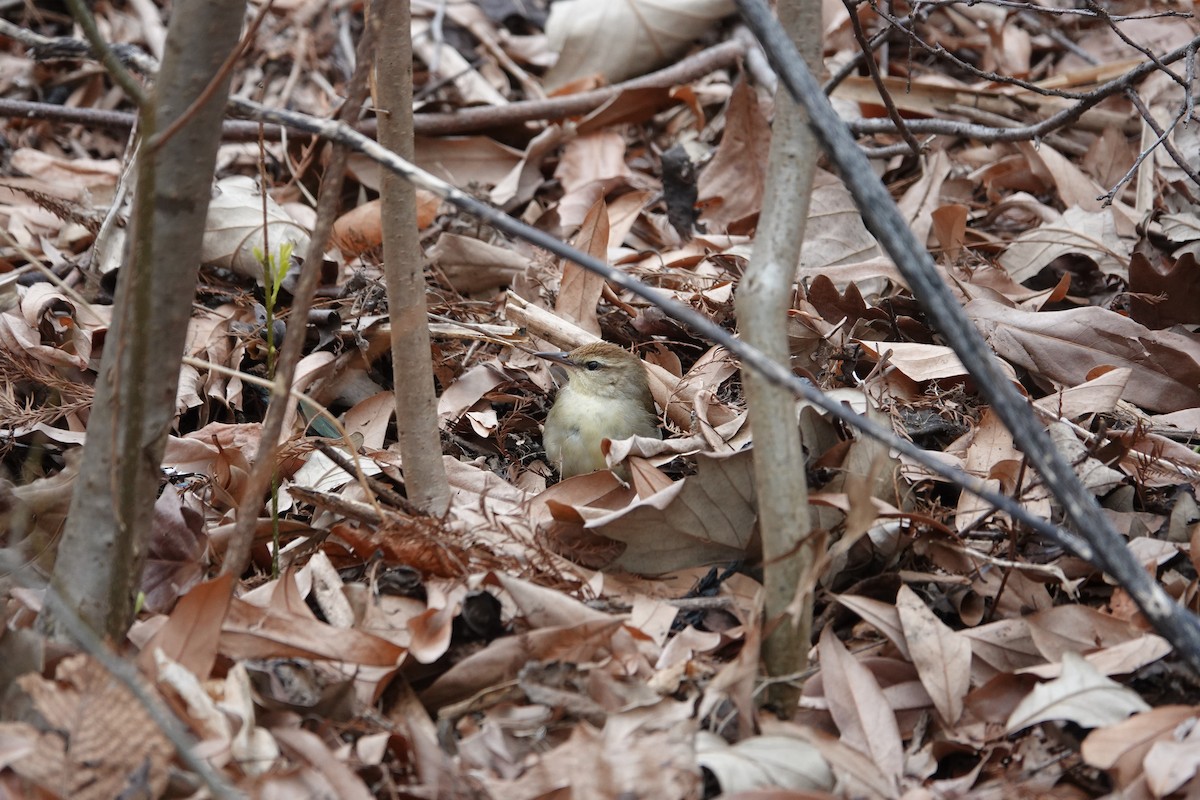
841 28 1200 147
1128 89 1200 187
0 31 742 139
844 0 922 157
912 0 1186 19
1085 0 1188 91
62 0 148 105
1106 92 1200 204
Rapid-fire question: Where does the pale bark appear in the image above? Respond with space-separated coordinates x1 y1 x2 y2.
735 0 822 715
49 0 246 638
376 0 451 514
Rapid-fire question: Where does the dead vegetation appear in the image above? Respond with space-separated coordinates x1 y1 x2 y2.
2 0 1200 797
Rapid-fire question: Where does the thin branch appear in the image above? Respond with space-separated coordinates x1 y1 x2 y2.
870 0 1090 99
1097 116 1170 207
62 0 148 106
0 98 141 130
1085 0 1188 91
868 0 1193 102
1121 91 1200 198
842 28 1200 147
843 0 922 157
221 13 379 579
0 27 742 139
386 38 746 136
912 0 1187 19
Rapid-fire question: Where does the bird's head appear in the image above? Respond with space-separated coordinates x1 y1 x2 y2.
536 342 652 402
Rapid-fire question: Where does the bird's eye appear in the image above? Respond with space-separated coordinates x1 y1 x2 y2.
584 360 601 371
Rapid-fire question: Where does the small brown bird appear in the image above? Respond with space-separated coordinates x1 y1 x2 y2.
538 342 661 479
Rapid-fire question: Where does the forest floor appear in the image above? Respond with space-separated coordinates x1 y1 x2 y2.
3 0 1200 798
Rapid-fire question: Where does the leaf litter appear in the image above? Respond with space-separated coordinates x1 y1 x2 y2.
2 0 1200 797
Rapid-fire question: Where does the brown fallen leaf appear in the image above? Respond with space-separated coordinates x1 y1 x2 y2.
571 448 757 574
556 196 609 336
1128 249 1200 328
543 0 734 89
428 232 530 294
998 206 1128 281
220 575 406 666
816 627 903 793
895 585 972 725
1005 651 1150 733
1082 705 1199 789
697 78 770 230
419 618 629 710
967 298 1200 412
138 572 233 681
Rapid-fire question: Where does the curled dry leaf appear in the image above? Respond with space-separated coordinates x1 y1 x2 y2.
428 232 531 294
555 196 609 337
967 298 1200 412
220 591 405 667
998 205 1128 281
1142 729 1200 798
895 585 972 725
696 731 835 794
200 175 310 284
562 448 757 574
697 79 769 230
816 628 903 791
330 198 383 258
420 618 629 711
1081 705 1199 789
1005 651 1151 733
543 0 735 90
1019 634 1172 680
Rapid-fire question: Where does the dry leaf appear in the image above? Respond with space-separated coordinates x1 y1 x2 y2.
577 448 757 573
428 233 530 294
1081 705 1198 788
1005 651 1151 733
698 79 769 230
817 627 903 791
968 298 1200 412
696 731 834 794
998 205 1128 280
544 0 735 89
200 176 310 283
895 585 972 725
556 197 609 336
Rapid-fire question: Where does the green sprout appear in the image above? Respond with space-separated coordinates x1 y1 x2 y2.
253 240 294 578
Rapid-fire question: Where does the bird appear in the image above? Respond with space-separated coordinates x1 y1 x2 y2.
538 342 661 479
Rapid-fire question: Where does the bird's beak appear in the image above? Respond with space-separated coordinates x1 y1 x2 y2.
535 350 575 383
534 351 575 367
